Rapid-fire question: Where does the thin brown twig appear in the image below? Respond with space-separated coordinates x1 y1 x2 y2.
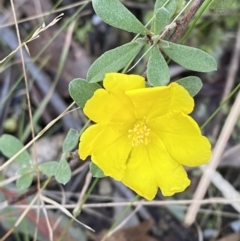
7 197 240 210
169 0 204 43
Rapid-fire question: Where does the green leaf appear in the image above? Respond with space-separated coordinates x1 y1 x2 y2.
92 0 148 35
147 46 170 86
69 78 101 108
16 173 33 191
176 76 203 97
55 159 71 185
38 161 58 177
90 162 105 178
159 40 217 72
62 129 79 153
16 166 32 175
176 0 187 14
154 0 177 17
0 134 30 165
153 7 170 34
87 41 143 83
210 0 235 13
16 167 33 191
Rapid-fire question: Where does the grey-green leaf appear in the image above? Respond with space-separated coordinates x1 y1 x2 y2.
55 159 71 185
176 0 187 13
16 173 33 191
69 78 101 108
176 76 203 97
210 0 235 13
92 0 148 35
0 134 30 165
154 0 177 17
87 41 143 83
147 46 170 86
62 129 79 153
90 162 105 178
16 166 32 176
38 161 58 177
153 7 170 34
159 40 217 72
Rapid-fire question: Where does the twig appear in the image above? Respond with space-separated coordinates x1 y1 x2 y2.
169 0 204 43
7 197 240 210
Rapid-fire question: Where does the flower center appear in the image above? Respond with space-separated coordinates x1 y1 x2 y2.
128 119 150 147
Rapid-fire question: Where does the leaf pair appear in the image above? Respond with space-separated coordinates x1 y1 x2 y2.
39 128 80 184
86 0 217 88
147 40 217 86
38 158 71 185
85 39 217 88
86 0 174 84
0 130 79 191
147 47 203 97
91 0 177 35
92 0 236 34
87 0 173 84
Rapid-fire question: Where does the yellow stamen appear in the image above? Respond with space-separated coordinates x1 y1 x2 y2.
128 119 150 146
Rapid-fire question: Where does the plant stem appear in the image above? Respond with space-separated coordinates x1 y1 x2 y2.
169 0 205 43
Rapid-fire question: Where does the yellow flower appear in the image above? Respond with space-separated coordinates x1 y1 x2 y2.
79 73 211 200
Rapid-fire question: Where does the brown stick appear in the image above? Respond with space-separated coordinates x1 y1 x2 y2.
169 0 204 43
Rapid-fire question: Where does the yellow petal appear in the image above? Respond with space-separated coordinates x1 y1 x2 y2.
83 88 133 123
122 145 158 200
79 124 104 160
149 111 211 167
148 133 191 196
126 82 194 120
122 133 190 199
84 73 145 123
104 73 145 92
81 122 133 180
